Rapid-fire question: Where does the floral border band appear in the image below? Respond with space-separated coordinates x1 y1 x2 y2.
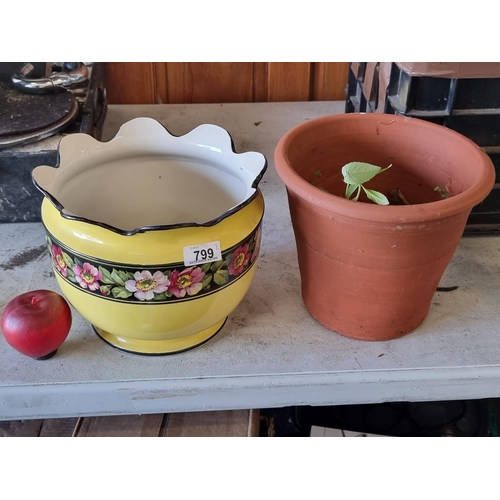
45 225 261 304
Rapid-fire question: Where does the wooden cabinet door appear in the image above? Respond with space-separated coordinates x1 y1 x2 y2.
104 62 348 104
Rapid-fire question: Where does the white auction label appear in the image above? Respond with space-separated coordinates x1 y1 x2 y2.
183 241 222 266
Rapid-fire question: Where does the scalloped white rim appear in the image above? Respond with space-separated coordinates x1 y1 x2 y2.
33 117 267 234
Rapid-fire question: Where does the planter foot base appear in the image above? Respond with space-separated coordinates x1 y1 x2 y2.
92 318 227 355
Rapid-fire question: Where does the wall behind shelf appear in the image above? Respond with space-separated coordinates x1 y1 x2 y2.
104 62 349 104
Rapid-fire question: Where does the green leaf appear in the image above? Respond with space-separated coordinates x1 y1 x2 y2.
345 183 358 199
111 286 133 299
62 251 74 268
210 260 224 273
99 266 116 285
362 187 390 205
342 162 391 186
110 269 125 286
213 269 229 286
201 274 213 289
117 269 133 283
434 186 449 199
313 169 322 177
153 292 167 301
201 263 212 274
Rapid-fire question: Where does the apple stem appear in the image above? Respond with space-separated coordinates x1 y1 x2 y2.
31 296 37 306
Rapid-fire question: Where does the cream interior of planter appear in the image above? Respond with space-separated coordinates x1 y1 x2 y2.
33 118 266 231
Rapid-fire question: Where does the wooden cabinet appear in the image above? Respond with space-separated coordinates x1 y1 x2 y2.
104 62 349 104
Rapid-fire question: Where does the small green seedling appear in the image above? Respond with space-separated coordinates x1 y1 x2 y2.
310 169 329 192
434 186 449 199
342 162 392 205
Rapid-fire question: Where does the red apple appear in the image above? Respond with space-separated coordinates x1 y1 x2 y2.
1 290 72 359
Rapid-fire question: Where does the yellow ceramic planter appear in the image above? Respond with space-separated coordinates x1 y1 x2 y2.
33 118 266 354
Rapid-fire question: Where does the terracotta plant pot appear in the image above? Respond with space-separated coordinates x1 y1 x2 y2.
274 113 495 341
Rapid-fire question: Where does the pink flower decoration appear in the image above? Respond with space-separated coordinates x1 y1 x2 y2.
168 267 205 298
228 244 251 276
74 262 102 291
125 270 169 301
52 245 68 277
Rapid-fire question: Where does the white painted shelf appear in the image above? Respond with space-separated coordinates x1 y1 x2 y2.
1 102 500 420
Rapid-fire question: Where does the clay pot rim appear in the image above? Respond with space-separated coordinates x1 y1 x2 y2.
275 113 496 224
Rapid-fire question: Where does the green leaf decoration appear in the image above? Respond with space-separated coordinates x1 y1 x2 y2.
201 274 213 289
62 251 74 268
211 260 224 273
111 286 133 299
117 269 133 282
99 266 116 285
214 269 229 286
110 269 125 285
153 292 167 301
342 162 391 186
201 263 212 274
313 169 322 177
362 187 390 205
